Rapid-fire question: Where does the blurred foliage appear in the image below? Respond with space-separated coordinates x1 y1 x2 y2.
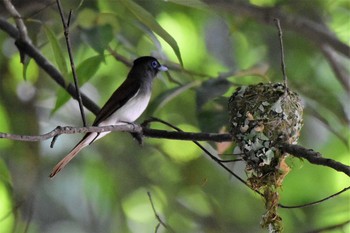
0 0 349 232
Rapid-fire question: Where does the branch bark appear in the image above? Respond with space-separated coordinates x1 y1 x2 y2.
281 143 350 177
3 0 30 42
1 125 349 176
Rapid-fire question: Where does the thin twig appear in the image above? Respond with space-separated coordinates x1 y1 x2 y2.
107 47 133 66
304 219 350 233
155 223 160 233
144 117 263 197
219 158 244 163
56 0 87 127
274 18 288 87
279 186 350 209
147 191 175 233
50 126 61 148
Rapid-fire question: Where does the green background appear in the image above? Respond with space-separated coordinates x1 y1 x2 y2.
0 0 349 232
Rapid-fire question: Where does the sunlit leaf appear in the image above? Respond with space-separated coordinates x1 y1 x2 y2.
43 25 68 78
51 55 102 115
120 0 183 66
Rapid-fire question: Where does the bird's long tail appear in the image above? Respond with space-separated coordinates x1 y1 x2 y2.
49 132 107 178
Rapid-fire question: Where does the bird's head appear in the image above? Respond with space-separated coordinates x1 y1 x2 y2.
133 56 168 78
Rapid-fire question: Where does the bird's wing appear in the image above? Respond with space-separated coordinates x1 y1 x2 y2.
92 77 141 126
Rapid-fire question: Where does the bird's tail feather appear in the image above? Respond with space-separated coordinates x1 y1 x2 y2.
49 133 96 178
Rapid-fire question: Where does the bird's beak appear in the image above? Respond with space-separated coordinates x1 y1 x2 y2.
158 65 168 72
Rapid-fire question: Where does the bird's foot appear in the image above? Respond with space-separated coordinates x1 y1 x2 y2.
119 121 144 145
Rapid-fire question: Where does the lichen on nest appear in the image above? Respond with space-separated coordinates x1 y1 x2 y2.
228 82 304 231
228 82 303 175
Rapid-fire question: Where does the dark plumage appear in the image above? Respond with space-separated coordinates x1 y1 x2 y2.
50 56 167 177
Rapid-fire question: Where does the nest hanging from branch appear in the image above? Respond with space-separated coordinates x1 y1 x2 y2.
228 82 303 231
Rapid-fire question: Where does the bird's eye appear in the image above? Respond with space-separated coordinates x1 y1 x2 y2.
151 61 158 69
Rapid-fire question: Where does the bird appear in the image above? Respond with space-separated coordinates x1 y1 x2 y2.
49 56 168 178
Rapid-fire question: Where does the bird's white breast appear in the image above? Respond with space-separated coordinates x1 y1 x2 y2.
98 90 151 127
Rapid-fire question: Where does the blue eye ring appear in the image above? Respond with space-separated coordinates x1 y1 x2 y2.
151 60 158 68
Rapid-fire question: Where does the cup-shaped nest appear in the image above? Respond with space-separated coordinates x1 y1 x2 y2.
228 83 303 176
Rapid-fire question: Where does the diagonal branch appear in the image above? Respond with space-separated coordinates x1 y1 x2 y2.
3 0 30 42
0 17 100 115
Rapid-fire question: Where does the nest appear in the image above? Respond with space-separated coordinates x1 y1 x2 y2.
229 82 303 176
228 82 303 231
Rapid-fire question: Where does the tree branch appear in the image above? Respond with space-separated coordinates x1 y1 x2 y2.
281 143 350 176
0 126 349 176
0 17 100 115
3 0 30 42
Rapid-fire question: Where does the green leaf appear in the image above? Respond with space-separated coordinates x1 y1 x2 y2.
76 55 103 84
22 58 30 81
120 0 183 66
51 88 71 115
81 24 114 55
51 55 103 115
43 25 68 78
